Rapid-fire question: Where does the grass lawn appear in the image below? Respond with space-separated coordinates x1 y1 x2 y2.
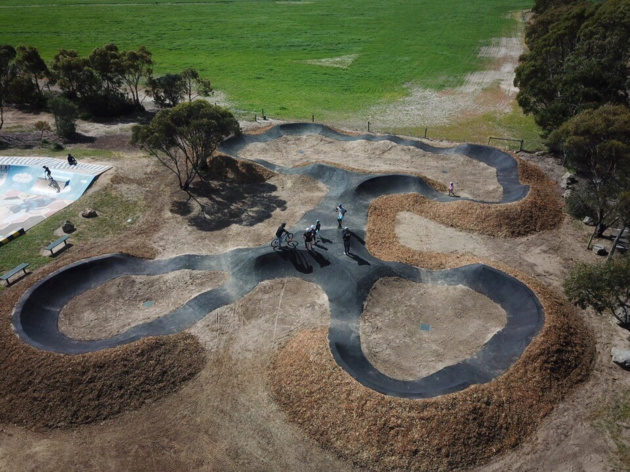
0 186 143 287
0 0 532 121
391 102 545 151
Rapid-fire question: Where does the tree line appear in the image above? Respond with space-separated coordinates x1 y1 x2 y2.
515 0 630 327
0 43 213 136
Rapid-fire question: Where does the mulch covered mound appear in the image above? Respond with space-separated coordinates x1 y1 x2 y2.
268 159 593 471
0 245 206 429
369 157 562 239
269 270 594 471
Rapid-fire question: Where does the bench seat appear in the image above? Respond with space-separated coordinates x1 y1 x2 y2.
1 263 29 286
45 235 69 255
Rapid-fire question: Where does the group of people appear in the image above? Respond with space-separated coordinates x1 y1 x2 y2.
274 202 353 256
273 181 456 257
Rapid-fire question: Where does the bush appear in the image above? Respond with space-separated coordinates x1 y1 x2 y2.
565 184 593 219
80 91 136 118
48 95 78 138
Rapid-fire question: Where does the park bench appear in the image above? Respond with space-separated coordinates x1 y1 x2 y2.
1 263 30 286
45 235 69 255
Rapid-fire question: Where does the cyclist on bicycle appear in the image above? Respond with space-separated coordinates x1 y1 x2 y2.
275 222 289 248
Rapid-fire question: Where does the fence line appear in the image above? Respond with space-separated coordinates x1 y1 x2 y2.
488 136 524 152
247 112 527 151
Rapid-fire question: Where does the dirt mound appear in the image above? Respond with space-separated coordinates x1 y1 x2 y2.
269 271 593 471
209 153 275 183
360 278 506 380
59 270 227 341
0 248 206 429
367 158 562 256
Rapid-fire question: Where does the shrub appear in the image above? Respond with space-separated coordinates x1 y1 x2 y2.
48 95 78 139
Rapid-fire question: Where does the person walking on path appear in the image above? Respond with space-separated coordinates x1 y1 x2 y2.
342 227 351 255
335 203 346 229
275 222 289 248
303 226 314 251
43 165 51 179
448 181 455 196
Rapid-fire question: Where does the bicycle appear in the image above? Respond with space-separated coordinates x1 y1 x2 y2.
271 232 296 250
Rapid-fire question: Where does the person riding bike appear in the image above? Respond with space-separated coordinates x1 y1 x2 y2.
275 222 289 248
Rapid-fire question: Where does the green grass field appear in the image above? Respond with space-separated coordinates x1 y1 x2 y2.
0 0 532 123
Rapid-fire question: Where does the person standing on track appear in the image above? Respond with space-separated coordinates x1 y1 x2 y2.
275 222 289 248
448 181 455 196
303 226 314 251
335 203 346 229
42 165 51 179
342 227 352 256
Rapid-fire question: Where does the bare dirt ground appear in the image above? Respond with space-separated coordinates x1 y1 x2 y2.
239 135 502 201
0 113 628 471
152 173 327 257
59 270 227 340
360 277 506 380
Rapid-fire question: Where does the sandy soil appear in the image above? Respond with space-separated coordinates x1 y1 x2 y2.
59 270 227 340
360 277 506 380
354 16 527 130
239 135 502 201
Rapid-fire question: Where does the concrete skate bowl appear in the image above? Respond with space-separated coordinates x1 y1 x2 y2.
0 157 110 237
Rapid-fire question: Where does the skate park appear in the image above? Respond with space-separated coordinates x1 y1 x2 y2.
0 123 593 471
0 156 110 237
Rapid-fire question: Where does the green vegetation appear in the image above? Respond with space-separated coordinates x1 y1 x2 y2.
392 102 545 151
132 100 240 193
515 0 630 135
0 147 122 159
593 390 630 470
551 104 630 243
564 257 630 325
0 0 531 121
0 187 143 283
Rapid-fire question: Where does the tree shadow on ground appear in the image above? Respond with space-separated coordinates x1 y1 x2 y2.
177 180 287 232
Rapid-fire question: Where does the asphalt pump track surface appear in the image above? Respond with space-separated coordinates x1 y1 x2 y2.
12 123 543 399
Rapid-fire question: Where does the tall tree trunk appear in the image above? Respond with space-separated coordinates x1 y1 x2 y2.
607 226 626 260
587 225 597 250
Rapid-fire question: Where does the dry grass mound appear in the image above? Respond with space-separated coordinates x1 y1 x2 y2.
0 248 206 429
369 158 562 240
269 272 594 471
